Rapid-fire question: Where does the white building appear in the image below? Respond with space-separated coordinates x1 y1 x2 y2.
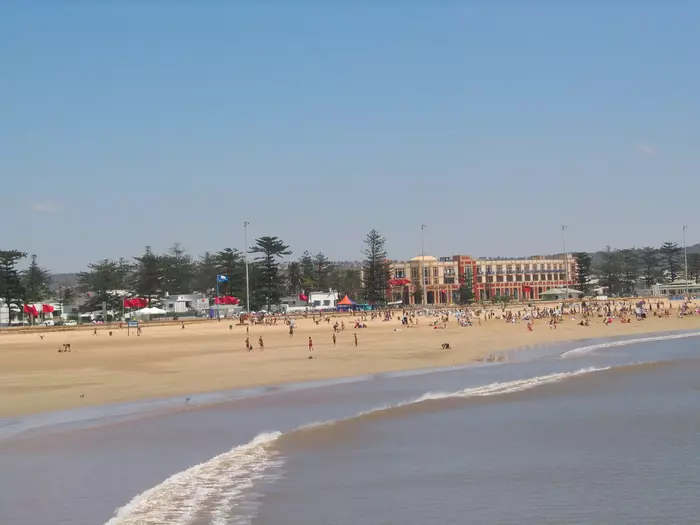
280 291 340 312
163 293 209 314
651 281 700 298
308 291 339 309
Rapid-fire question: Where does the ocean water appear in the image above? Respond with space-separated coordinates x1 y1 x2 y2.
1 330 699 525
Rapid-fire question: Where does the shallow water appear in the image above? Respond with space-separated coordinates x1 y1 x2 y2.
1 331 699 525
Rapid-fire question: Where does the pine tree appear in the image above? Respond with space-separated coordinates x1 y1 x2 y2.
573 252 592 294
314 252 334 290
361 229 390 305
213 248 245 298
639 247 661 287
597 247 623 296
0 250 27 320
659 241 682 282
133 246 163 304
286 261 302 295
77 259 130 311
618 248 639 295
195 252 218 295
298 251 316 290
250 236 291 311
688 253 700 283
21 254 52 303
162 243 195 293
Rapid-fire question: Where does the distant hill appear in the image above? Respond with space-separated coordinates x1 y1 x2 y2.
49 273 80 291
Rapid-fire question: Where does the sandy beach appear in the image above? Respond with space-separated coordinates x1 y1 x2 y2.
1 309 699 418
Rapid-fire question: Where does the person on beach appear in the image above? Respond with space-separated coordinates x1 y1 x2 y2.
289 325 294 337
258 336 264 351
354 333 358 346
332 333 336 346
308 336 314 352
245 337 251 351
93 328 97 336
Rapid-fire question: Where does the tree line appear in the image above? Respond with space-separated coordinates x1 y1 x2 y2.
574 241 699 296
0 229 392 316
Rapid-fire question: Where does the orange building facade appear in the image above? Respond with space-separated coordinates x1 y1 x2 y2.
387 254 577 305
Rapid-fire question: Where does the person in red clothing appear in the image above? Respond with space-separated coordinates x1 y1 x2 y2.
308 336 314 352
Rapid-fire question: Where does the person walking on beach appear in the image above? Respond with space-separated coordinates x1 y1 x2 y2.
332 333 336 346
258 336 264 351
289 324 294 337
354 333 358 346
245 337 251 352
308 336 314 352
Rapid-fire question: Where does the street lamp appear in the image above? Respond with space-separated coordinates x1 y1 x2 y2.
683 225 688 297
421 224 427 306
244 221 250 313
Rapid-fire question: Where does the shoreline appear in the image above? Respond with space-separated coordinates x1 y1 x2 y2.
1 314 699 419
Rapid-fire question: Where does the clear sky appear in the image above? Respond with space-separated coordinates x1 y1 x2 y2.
2 3 698 272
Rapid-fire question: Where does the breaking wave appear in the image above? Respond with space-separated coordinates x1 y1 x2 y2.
561 331 700 358
104 365 609 525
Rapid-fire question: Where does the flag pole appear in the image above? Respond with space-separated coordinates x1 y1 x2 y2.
216 277 220 319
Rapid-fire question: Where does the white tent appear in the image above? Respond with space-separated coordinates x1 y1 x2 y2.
136 307 167 315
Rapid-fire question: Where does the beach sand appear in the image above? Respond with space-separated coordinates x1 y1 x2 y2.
1 311 699 417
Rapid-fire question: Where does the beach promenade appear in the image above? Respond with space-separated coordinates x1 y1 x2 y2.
1 307 699 418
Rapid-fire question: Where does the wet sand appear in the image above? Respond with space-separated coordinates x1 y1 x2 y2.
1 311 699 417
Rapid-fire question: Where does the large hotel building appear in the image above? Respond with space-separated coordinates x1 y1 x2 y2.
388 254 577 305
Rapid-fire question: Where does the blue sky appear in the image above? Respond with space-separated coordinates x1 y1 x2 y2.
2 3 699 272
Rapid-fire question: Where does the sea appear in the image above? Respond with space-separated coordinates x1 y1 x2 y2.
1 330 699 525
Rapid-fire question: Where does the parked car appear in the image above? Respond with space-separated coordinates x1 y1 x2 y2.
64 320 78 327
43 320 55 326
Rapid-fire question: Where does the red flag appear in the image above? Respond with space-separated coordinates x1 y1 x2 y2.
23 304 31 313
29 305 39 317
123 298 133 308
298 293 308 302
42 304 54 313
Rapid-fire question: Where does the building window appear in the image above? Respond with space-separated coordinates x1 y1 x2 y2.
496 276 504 282
547 274 553 281
496 265 503 273
506 275 513 282
395 270 405 278
516 275 522 282
424 278 430 286
515 265 521 272
433 267 438 277
323 300 330 306
524 275 530 281
486 265 493 274
541 274 547 281
423 267 429 277
411 268 418 278
533 275 539 281
444 277 455 284
486 276 494 283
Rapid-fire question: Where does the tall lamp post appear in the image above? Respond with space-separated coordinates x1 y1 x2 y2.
244 221 250 313
683 225 688 297
421 224 427 306
562 224 569 301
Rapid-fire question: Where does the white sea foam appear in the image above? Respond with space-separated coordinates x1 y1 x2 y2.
104 431 283 525
105 365 611 525
561 331 700 358
413 366 609 402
